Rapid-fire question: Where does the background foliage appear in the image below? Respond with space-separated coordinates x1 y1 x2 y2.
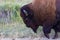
0 0 42 38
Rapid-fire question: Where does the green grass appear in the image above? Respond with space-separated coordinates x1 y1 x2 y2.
0 0 33 37
0 0 42 37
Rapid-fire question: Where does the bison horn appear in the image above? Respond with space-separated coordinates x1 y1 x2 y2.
23 10 28 16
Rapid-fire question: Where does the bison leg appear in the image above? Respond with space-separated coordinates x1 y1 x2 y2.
43 24 52 39
52 21 60 39
53 31 58 39
52 26 58 39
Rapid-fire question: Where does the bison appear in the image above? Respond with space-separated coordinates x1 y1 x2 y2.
20 0 60 39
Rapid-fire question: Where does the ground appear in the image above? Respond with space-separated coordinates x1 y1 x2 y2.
0 29 60 40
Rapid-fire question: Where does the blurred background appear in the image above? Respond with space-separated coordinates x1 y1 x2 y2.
0 0 42 38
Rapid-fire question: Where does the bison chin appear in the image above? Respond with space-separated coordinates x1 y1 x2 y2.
30 26 39 33
25 19 39 33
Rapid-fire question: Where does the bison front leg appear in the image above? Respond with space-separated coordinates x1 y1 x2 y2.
43 25 51 39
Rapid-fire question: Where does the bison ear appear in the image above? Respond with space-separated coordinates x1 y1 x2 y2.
23 9 28 16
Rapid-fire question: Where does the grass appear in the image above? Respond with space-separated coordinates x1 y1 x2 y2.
0 0 42 38
0 0 33 37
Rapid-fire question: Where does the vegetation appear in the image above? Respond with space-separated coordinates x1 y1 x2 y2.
0 0 42 38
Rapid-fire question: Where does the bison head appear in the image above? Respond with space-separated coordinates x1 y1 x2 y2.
20 5 39 33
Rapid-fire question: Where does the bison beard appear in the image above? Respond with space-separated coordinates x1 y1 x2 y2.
20 0 60 39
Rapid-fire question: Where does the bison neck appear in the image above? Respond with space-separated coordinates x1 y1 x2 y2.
28 0 56 25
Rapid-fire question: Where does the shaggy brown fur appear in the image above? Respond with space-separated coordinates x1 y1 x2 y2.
28 0 56 25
